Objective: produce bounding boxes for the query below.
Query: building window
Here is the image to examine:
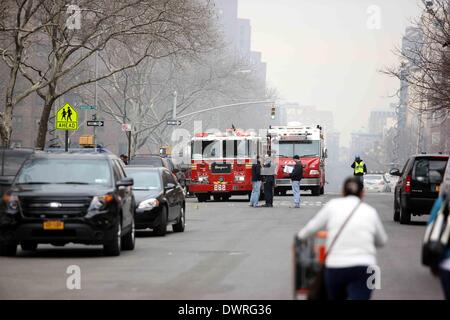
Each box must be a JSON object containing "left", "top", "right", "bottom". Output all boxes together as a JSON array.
[
  {"left": 431, "top": 132, "right": 440, "bottom": 146},
  {"left": 12, "top": 116, "right": 23, "bottom": 129}
]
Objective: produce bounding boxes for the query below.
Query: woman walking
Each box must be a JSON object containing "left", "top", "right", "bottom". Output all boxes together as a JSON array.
[{"left": 297, "top": 177, "right": 388, "bottom": 300}]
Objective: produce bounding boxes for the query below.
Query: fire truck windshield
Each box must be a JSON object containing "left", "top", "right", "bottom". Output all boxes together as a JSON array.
[
  {"left": 277, "top": 140, "right": 320, "bottom": 158},
  {"left": 192, "top": 139, "right": 256, "bottom": 159}
]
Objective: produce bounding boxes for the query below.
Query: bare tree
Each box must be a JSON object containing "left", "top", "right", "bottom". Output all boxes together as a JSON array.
[
  {"left": 0, "top": 0, "right": 218, "bottom": 148},
  {"left": 383, "top": 0, "right": 450, "bottom": 114}
]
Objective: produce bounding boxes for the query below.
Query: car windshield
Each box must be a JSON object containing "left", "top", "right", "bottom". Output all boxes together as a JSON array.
[
  {"left": 15, "top": 158, "right": 112, "bottom": 186},
  {"left": 129, "top": 157, "right": 163, "bottom": 166},
  {"left": 125, "top": 170, "right": 161, "bottom": 190}
]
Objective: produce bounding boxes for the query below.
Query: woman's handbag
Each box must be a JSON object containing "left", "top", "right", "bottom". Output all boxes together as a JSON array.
[{"left": 307, "top": 201, "right": 362, "bottom": 300}]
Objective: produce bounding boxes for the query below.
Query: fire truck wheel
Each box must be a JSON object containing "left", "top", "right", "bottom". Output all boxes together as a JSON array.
[
  {"left": 213, "top": 195, "right": 221, "bottom": 202},
  {"left": 311, "top": 187, "right": 321, "bottom": 196}
]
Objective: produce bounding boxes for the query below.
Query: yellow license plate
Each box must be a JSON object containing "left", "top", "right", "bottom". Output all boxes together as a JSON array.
[
  {"left": 43, "top": 220, "right": 64, "bottom": 230},
  {"left": 436, "top": 185, "right": 440, "bottom": 192}
]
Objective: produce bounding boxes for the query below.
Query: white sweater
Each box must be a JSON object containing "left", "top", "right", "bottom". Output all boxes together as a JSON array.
[{"left": 298, "top": 195, "right": 388, "bottom": 268}]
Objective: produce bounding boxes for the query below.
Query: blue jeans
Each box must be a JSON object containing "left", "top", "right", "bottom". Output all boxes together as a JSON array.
[
  {"left": 250, "top": 181, "right": 261, "bottom": 207},
  {"left": 324, "top": 266, "right": 373, "bottom": 300},
  {"left": 292, "top": 180, "right": 301, "bottom": 206}
]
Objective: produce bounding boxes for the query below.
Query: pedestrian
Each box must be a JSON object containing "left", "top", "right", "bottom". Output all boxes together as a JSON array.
[
  {"left": 351, "top": 155, "right": 367, "bottom": 185},
  {"left": 120, "top": 154, "right": 129, "bottom": 165},
  {"left": 290, "top": 155, "right": 303, "bottom": 208},
  {"left": 297, "top": 176, "right": 388, "bottom": 300},
  {"left": 426, "top": 180, "right": 450, "bottom": 300},
  {"left": 261, "top": 155, "right": 275, "bottom": 207},
  {"left": 249, "top": 156, "right": 262, "bottom": 207}
]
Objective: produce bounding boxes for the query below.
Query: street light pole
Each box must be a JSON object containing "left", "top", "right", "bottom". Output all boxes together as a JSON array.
[
  {"left": 172, "top": 91, "right": 177, "bottom": 120},
  {"left": 93, "top": 50, "right": 98, "bottom": 145}
]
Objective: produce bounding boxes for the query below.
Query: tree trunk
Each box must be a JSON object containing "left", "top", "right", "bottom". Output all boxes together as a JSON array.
[{"left": 35, "top": 86, "right": 56, "bottom": 149}]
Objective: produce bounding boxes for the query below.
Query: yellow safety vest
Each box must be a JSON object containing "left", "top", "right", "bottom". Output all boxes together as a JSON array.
[{"left": 354, "top": 161, "right": 365, "bottom": 175}]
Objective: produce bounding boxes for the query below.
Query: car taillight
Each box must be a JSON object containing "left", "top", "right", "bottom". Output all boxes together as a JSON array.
[{"left": 404, "top": 176, "right": 411, "bottom": 193}]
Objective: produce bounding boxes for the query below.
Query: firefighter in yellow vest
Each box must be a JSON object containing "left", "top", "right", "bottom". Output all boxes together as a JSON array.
[{"left": 351, "top": 155, "right": 367, "bottom": 185}]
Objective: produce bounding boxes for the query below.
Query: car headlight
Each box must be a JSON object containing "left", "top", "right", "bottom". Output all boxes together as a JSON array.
[
  {"left": 198, "top": 176, "right": 209, "bottom": 183},
  {"left": 2, "top": 194, "right": 19, "bottom": 212},
  {"left": 234, "top": 175, "right": 245, "bottom": 182},
  {"left": 138, "top": 198, "right": 160, "bottom": 209},
  {"left": 88, "top": 194, "right": 114, "bottom": 211},
  {"left": 309, "top": 170, "right": 320, "bottom": 176}
]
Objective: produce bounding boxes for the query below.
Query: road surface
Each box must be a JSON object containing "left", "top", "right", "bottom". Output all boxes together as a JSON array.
[{"left": 0, "top": 192, "right": 443, "bottom": 299}]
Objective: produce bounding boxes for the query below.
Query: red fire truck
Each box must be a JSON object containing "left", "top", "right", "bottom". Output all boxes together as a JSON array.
[
  {"left": 189, "top": 129, "right": 261, "bottom": 202},
  {"left": 267, "top": 125, "right": 327, "bottom": 196}
]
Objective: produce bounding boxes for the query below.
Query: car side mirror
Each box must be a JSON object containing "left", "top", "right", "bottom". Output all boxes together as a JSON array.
[
  {"left": 0, "top": 176, "right": 15, "bottom": 186},
  {"left": 117, "top": 177, "right": 133, "bottom": 188},
  {"left": 165, "top": 183, "right": 176, "bottom": 192},
  {"left": 389, "top": 169, "right": 401, "bottom": 177}
]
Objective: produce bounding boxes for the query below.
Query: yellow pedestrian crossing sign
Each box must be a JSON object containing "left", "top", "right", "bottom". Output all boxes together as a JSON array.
[{"left": 56, "top": 103, "right": 78, "bottom": 130}]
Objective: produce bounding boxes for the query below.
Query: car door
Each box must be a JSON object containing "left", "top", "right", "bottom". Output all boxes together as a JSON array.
[
  {"left": 113, "top": 160, "right": 133, "bottom": 229},
  {"left": 396, "top": 159, "right": 410, "bottom": 203},
  {"left": 163, "top": 170, "right": 179, "bottom": 221}
]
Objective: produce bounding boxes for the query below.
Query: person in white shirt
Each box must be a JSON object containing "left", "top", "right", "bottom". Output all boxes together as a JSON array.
[{"left": 298, "top": 176, "right": 388, "bottom": 300}]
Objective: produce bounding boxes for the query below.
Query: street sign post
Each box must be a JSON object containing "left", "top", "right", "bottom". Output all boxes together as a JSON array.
[
  {"left": 167, "top": 119, "right": 181, "bottom": 126},
  {"left": 79, "top": 105, "right": 97, "bottom": 110},
  {"left": 56, "top": 103, "right": 78, "bottom": 130},
  {"left": 87, "top": 120, "right": 104, "bottom": 127},
  {"left": 55, "top": 103, "right": 78, "bottom": 152}
]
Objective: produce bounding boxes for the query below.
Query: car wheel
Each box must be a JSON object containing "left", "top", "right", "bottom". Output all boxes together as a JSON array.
[
  {"left": 213, "top": 195, "right": 221, "bottom": 202},
  {"left": 320, "top": 187, "right": 325, "bottom": 195},
  {"left": 103, "top": 221, "right": 121, "bottom": 256},
  {"left": 399, "top": 202, "right": 411, "bottom": 225},
  {"left": 121, "top": 219, "right": 135, "bottom": 251},
  {"left": 154, "top": 206, "right": 167, "bottom": 236},
  {"left": 393, "top": 196, "right": 400, "bottom": 222},
  {"left": 21, "top": 241, "right": 38, "bottom": 251},
  {"left": 173, "top": 206, "right": 185, "bottom": 233},
  {"left": 0, "top": 242, "right": 17, "bottom": 257}
]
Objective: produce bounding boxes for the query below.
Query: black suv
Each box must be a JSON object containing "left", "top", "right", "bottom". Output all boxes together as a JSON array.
[
  {"left": 390, "top": 154, "right": 449, "bottom": 224},
  {"left": 0, "top": 149, "right": 136, "bottom": 256}
]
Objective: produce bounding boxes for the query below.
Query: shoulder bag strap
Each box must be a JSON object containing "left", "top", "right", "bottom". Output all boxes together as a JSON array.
[{"left": 324, "top": 201, "right": 362, "bottom": 261}]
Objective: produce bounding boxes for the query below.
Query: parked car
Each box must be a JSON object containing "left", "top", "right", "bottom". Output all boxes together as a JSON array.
[
  {"left": 390, "top": 154, "right": 449, "bottom": 224},
  {"left": 0, "top": 149, "right": 136, "bottom": 256},
  {"left": 364, "top": 174, "right": 391, "bottom": 193},
  {"left": 385, "top": 172, "right": 399, "bottom": 191},
  {"left": 128, "top": 154, "right": 175, "bottom": 172},
  {"left": 124, "top": 166, "right": 185, "bottom": 236},
  {"left": 0, "top": 148, "right": 34, "bottom": 198}
]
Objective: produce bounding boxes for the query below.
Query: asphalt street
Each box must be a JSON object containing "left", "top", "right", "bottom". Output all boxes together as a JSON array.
[{"left": 0, "top": 192, "right": 444, "bottom": 300}]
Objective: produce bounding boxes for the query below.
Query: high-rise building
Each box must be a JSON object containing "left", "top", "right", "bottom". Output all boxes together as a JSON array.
[{"left": 368, "top": 110, "right": 395, "bottom": 135}]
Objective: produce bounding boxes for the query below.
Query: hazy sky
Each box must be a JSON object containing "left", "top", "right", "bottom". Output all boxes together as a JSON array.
[{"left": 238, "top": 0, "right": 423, "bottom": 145}]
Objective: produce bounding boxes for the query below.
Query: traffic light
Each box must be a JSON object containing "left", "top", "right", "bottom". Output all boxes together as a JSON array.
[{"left": 271, "top": 105, "right": 276, "bottom": 119}]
